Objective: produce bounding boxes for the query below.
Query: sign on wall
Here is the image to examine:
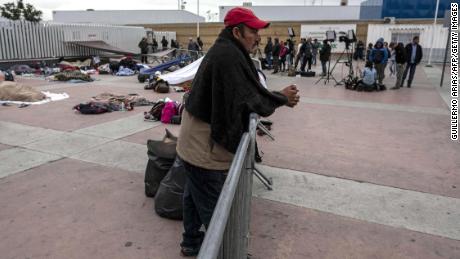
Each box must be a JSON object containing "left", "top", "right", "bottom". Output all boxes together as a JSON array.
[{"left": 300, "top": 24, "right": 357, "bottom": 53}]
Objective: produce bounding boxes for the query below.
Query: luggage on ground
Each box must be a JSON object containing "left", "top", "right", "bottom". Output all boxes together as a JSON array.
[
  {"left": 154, "top": 157, "right": 186, "bottom": 220},
  {"left": 144, "top": 130, "right": 177, "bottom": 197}
]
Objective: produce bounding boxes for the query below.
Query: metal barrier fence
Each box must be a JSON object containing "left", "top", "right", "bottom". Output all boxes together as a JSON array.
[
  {"left": 0, "top": 20, "right": 146, "bottom": 61},
  {"left": 197, "top": 113, "right": 258, "bottom": 259}
]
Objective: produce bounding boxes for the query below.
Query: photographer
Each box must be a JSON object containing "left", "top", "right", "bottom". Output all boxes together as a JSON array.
[
  {"left": 294, "top": 38, "right": 306, "bottom": 70},
  {"left": 319, "top": 40, "right": 331, "bottom": 76},
  {"left": 300, "top": 38, "right": 313, "bottom": 72}
]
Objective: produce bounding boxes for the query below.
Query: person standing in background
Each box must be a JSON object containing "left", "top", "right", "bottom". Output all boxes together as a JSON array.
[
  {"left": 264, "top": 37, "right": 273, "bottom": 69},
  {"left": 369, "top": 38, "right": 388, "bottom": 89},
  {"left": 272, "top": 38, "right": 281, "bottom": 74},
  {"left": 138, "top": 37, "right": 148, "bottom": 63},
  {"left": 402, "top": 36, "right": 423, "bottom": 88},
  {"left": 319, "top": 39, "right": 331, "bottom": 76},
  {"left": 391, "top": 42, "right": 407, "bottom": 89},
  {"left": 311, "top": 38, "right": 320, "bottom": 66}
]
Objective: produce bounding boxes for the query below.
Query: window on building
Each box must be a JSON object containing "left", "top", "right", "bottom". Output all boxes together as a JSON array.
[{"left": 391, "top": 32, "right": 420, "bottom": 45}]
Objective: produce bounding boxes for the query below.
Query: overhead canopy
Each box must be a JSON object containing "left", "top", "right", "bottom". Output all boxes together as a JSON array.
[
  {"left": 69, "top": 41, "right": 176, "bottom": 57},
  {"left": 68, "top": 41, "right": 135, "bottom": 55}
]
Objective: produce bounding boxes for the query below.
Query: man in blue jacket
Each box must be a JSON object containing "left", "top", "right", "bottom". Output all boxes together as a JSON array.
[{"left": 369, "top": 38, "right": 388, "bottom": 89}]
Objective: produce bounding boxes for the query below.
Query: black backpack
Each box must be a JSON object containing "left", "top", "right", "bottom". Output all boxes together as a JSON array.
[{"left": 373, "top": 49, "right": 384, "bottom": 64}]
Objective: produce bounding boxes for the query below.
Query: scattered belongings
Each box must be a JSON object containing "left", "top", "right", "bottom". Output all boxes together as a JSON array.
[
  {"left": 144, "top": 95, "right": 186, "bottom": 124},
  {"left": 0, "top": 81, "right": 46, "bottom": 102},
  {"left": 59, "top": 59, "right": 92, "bottom": 69},
  {"left": 98, "top": 63, "right": 111, "bottom": 74},
  {"left": 157, "top": 57, "right": 203, "bottom": 85},
  {"left": 137, "top": 55, "right": 192, "bottom": 83},
  {"left": 154, "top": 157, "right": 186, "bottom": 220},
  {"left": 10, "top": 64, "right": 35, "bottom": 75},
  {"left": 53, "top": 70, "right": 93, "bottom": 82},
  {"left": 176, "top": 80, "right": 192, "bottom": 91},
  {"left": 0, "top": 81, "right": 69, "bottom": 106},
  {"left": 144, "top": 129, "right": 178, "bottom": 198},
  {"left": 173, "top": 86, "right": 185, "bottom": 92},
  {"left": 3, "top": 71, "right": 15, "bottom": 82},
  {"left": 74, "top": 93, "right": 153, "bottom": 115},
  {"left": 144, "top": 129, "right": 186, "bottom": 220},
  {"left": 116, "top": 67, "right": 135, "bottom": 76},
  {"left": 145, "top": 76, "right": 170, "bottom": 93}
]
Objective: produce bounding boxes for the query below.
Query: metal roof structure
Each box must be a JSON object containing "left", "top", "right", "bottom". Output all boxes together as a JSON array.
[{"left": 52, "top": 10, "right": 205, "bottom": 25}]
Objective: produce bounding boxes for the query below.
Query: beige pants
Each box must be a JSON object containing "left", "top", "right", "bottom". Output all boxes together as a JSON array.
[
  {"left": 375, "top": 63, "right": 386, "bottom": 84},
  {"left": 395, "top": 63, "right": 406, "bottom": 88}
]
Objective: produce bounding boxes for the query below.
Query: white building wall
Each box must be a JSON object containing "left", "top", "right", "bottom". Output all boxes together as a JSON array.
[
  {"left": 53, "top": 10, "right": 205, "bottom": 25},
  {"left": 367, "top": 24, "right": 449, "bottom": 62},
  {"left": 0, "top": 21, "right": 147, "bottom": 60},
  {"left": 219, "top": 6, "right": 361, "bottom": 22}
]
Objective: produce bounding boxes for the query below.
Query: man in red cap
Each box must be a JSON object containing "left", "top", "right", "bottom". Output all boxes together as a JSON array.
[{"left": 176, "top": 7, "right": 299, "bottom": 256}]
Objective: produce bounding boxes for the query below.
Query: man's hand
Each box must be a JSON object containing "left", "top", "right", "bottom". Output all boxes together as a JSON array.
[{"left": 280, "top": 84, "right": 300, "bottom": 107}]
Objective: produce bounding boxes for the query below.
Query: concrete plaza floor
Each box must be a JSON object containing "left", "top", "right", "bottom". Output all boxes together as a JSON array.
[{"left": 0, "top": 62, "right": 459, "bottom": 259}]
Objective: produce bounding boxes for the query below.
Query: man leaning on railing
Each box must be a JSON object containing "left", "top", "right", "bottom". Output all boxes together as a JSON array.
[{"left": 176, "top": 7, "right": 300, "bottom": 257}]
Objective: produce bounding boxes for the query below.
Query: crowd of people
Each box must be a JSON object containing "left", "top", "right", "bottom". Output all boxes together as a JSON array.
[
  {"left": 257, "top": 34, "right": 423, "bottom": 91},
  {"left": 261, "top": 36, "right": 329, "bottom": 74},
  {"left": 139, "top": 31, "right": 423, "bottom": 91},
  {"left": 138, "top": 36, "right": 204, "bottom": 63},
  {"left": 360, "top": 35, "right": 423, "bottom": 90}
]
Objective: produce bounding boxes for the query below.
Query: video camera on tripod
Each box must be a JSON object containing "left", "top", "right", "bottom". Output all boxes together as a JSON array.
[
  {"left": 338, "top": 30, "right": 357, "bottom": 50},
  {"left": 316, "top": 29, "right": 358, "bottom": 86}
]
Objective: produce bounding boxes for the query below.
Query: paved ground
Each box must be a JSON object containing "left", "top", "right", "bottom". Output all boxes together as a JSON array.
[{"left": 0, "top": 62, "right": 459, "bottom": 259}]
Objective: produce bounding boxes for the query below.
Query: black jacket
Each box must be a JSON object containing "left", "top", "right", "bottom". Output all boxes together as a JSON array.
[
  {"left": 319, "top": 44, "right": 331, "bottom": 62},
  {"left": 395, "top": 45, "right": 407, "bottom": 64},
  {"left": 264, "top": 41, "right": 273, "bottom": 54},
  {"left": 138, "top": 40, "right": 148, "bottom": 53},
  {"left": 185, "top": 29, "right": 288, "bottom": 153},
  {"left": 405, "top": 43, "right": 423, "bottom": 64},
  {"left": 161, "top": 38, "right": 168, "bottom": 48},
  {"left": 300, "top": 42, "right": 313, "bottom": 58},
  {"left": 272, "top": 43, "right": 280, "bottom": 56}
]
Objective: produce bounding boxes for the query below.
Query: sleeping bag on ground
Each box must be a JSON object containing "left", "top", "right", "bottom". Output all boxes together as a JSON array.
[
  {"left": 144, "top": 132, "right": 177, "bottom": 197},
  {"left": 154, "top": 157, "right": 186, "bottom": 220}
]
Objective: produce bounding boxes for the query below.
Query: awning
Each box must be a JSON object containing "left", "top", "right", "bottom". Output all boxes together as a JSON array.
[{"left": 68, "top": 41, "right": 135, "bottom": 55}]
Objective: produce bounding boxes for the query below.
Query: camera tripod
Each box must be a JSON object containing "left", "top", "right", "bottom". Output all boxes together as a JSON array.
[
  {"left": 316, "top": 44, "right": 354, "bottom": 86},
  {"left": 315, "top": 56, "right": 338, "bottom": 85},
  {"left": 335, "top": 42, "right": 358, "bottom": 86}
]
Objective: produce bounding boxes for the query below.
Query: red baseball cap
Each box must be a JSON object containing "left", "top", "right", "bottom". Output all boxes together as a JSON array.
[{"left": 224, "top": 7, "right": 270, "bottom": 29}]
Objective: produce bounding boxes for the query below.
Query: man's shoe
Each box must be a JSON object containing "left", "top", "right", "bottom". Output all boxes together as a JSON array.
[{"left": 181, "top": 246, "right": 200, "bottom": 257}]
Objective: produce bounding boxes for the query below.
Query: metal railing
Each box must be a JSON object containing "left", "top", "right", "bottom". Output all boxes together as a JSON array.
[{"left": 197, "top": 113, "right": 259, "bottom": 259}]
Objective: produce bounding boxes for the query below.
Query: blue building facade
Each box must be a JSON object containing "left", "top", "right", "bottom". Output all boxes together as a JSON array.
[{"left": 360, "top": 0, "right": 452, "bottom": 19}]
